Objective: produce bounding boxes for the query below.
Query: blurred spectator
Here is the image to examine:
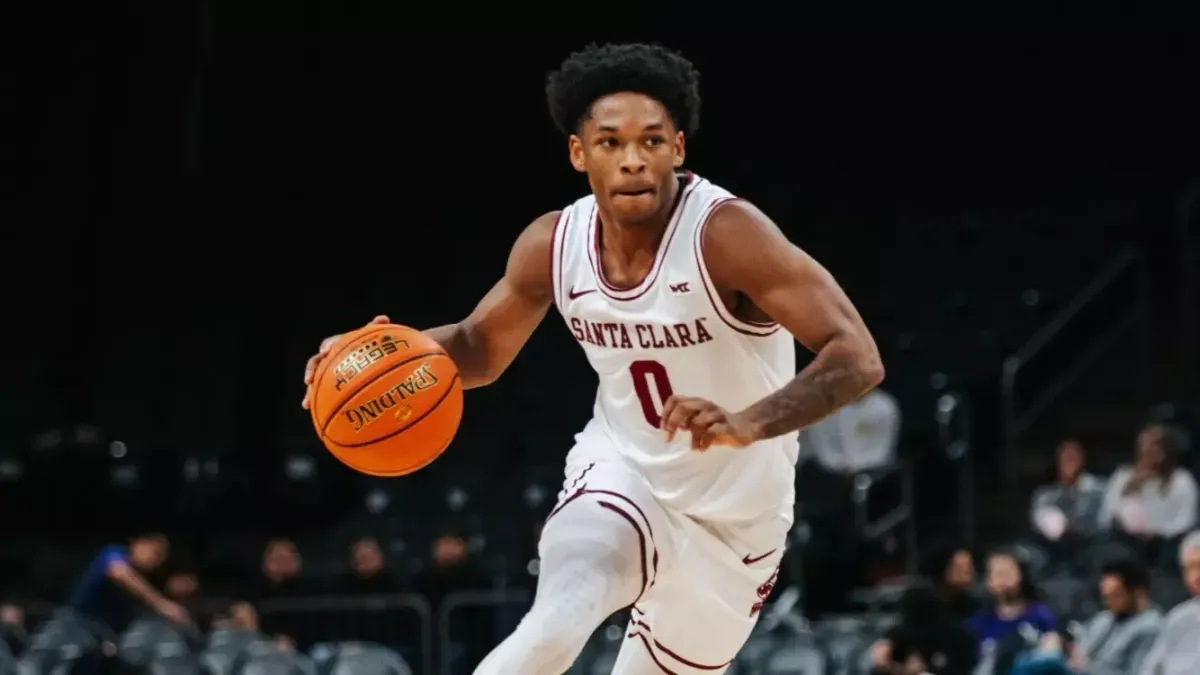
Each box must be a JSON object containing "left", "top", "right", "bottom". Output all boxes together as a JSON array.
[
  {"left": 804, "top": 388, "right": 901, "bottom": 475},
  {"left": 216, "top": 601, "right": 261, "bottom": 633},
  {"left": 254, "top": 538, "right": 318, "bottom": 600},
  {"left": 939, "top": 548, "right": 983, "bottom": 624},
  {"left": 1099, "top": 424, "right": 1198, "bottom": 569},
  {"left": 413, "top": 530, "right": 487, "bottom": 608},
  {"left": 1138, "top": 531, "right": 1200, "bottom": 675},
  {"left": 0, "top": 602, "right": 26, "bottom": 655},
  {"left": 334, "top": 537, "right": 400, "bottom": 595},
  {"left": 1030, "top": 440, "right": 1106, "bottom": 566},
  {"left": 1069, "top": 558, "right": 1161, "bottom": 675},
  {"left": 869, "top": 585, "right": 977, "bottom": 675},
  {"left": 414, "top": 529, "right": 490, "bottom": 668},
  {"left": 165, "top": 570, "right": 200, "bottom": 603},
  {"left": 967, "top": 551, "right": 1057, "bottom": 658},
  {"left": 213, "top": 600, "right": 296, "bottom": 652},
  {"left": 66, "top": 533, "right": 189, "bottom": 633}
]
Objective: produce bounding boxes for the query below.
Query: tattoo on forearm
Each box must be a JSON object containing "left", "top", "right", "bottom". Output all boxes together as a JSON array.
[{"left": 747, "top": 349, "right": 877, "bottom": 439}]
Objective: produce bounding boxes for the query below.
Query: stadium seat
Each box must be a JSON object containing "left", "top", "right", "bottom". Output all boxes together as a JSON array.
[
  {"left": 1077, "top": 538, "right": 1141, "bottom": 579},
  {"left": 1148, "top": 573, "right": 1189, "bottom": 612},
  {"left": 326, "top": 643, "right": 411, "bottom": 675},
  {"left": 0, "top": 638, "right": 15, "bottom": 675},
  {"left": 1040, "top": 576, "right": 1088, "bottom": 620},
  {"left": 819, "top": 626, "right": 873, "bottom": 675},
  {"left": 119, "top": 618, "right": 193, "bottom": 670},
  {"left": 762, "top": 638, "right": 829, "bottom": 675},
  {"left": 18, "top": 614, "right": 104, "bottom": 675},
  {"left": 733, "top": 632, "right": 777, "bottom": 671},
  {"left": 148, "top": 655, "right": 202, "bottom": 675},
  {"left": 200, "top": 630, "right": 266, "bottom": 675},
  {"left": 233, "top": 645, "right": 318, "bottom": 675}
]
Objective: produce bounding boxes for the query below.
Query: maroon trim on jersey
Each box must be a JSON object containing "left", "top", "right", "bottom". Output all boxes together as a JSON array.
[
  {"left": 693, "top": 198, "right": 783, "bottom": 337},
  {"left": 626, "top": 606, "right": 735, "bottom": 672},
  {"left": 587, "top": 173, "right": 698, "bottom": 302},
  {"left": 550, "top": 209, "right": 572, "bottom": 312}
]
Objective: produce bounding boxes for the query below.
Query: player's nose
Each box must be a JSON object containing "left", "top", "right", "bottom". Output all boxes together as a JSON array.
[{"left": 619, "top": 146, "right": 646, "bottom": 174}]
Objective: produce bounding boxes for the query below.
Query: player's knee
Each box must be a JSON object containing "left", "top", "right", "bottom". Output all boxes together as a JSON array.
[{"left": 540, "top": 495, "right": 656, "bottom": 590}]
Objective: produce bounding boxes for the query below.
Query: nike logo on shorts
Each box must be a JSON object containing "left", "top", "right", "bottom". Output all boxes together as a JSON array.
[
  {"left": 742, "top": 549, "right": 777, "bottom": 566},
  {"left": 567, "top": 286, "right": 595, "bottom": 300}
]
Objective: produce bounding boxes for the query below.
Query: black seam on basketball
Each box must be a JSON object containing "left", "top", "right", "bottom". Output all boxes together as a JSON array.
[
  {"left": 310, "top": 324, "right": 400, "bottom": 422},
  {"left": 336, "top": 430, "right": 454, "bottom": 477},
  {"left": 319, "top": 351, "right": 447, "bottom": 433},
  {"left": 323, "top": 373, "right": 461, "bottom": 448}
]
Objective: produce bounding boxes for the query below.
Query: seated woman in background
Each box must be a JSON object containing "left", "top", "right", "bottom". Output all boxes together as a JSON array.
[
  {"left": 1098, "top": 423, "right": 1198, "bottom": 570},
  {"left": 1030, "top": 439, "right": 1106, "bottom": 569},
  {"left": 938, "top": 547, "right": 982, "bottom": 625},
  {"left": 968, "top": 550, "right": 1057, "bottom": 674},
  {"left": 869, "top": 584, "right": 977, "bottom": 675}
]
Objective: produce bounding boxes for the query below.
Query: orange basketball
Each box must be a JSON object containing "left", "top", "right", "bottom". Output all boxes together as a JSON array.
[{"left": 310, "top": 324, "right": 463, "bottom": 476}]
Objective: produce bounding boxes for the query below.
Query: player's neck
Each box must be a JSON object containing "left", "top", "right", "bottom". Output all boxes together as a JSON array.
[{"left": 596, "top": 176, "right": 681, "bottom": 261}]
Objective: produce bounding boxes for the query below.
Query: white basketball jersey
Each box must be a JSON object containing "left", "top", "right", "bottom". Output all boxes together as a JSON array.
[{"left": 550, "top": 173, "right": 799, "bottom": 523}]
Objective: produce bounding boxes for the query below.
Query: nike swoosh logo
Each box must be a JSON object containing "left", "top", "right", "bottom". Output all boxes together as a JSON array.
[
  {"left": 567, "top": 287, "right": 596, "bottom": 300},
  {"left": 742, "top": 549, "right": 777, "bottom": 566}
]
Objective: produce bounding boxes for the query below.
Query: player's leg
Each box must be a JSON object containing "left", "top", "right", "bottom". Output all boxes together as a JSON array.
[
  {"left": 610, "top": 514, "right": 787, "bottom": 674},
  {"left": 473, "top": 460, "right": 673, "bottom": 675}
]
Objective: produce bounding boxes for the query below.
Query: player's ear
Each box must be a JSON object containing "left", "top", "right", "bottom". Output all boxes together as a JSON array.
[
  {"left": 672, "top": 131, "right": 686, "bottom": 168},
  {"left": 568, "top": 135, "right": 587, "bottom": 173}
]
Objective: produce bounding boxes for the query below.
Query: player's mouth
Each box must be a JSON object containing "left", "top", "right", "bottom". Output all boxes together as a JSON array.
[{"left": 614, "top": 187, "right": 655, "bottom": 199}]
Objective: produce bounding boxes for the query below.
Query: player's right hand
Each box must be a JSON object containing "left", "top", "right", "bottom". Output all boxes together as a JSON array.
[{"left": 302, "top": 314, "right": 390, "bottom": 409}]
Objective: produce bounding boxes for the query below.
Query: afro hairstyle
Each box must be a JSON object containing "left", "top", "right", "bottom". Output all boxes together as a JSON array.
[{"left": 546, "top": 43, "right": 701, "bottom": 138}]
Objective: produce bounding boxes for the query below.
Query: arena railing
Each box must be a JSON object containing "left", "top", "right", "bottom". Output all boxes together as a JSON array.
[
  {"left": 257, "top": 593, "right": 433, "bottom": 675},
  {"left": 20, "top": 591, "right": 898, "bottom": 674},
  {"left": 1000, "top": 247, "right": 1150, "bottom": 490},
  {"left": 435, "top": 589, "right": 531, "bottom": 675},
  {"left": 851, "top": 461, "right": 917, "bottom": 575},
  {"left": 937, "top": 391, "right": 974, "bottom": 549}
]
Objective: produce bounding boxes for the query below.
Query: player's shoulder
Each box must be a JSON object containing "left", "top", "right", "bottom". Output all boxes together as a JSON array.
[
  {"left": 513, "top": 210, "right": 563, "bottom": 250},
  {"left": 693, "top": 184, "right": 800, "bottom": 288},
  {"left": 697, "top": 189, "right": 779, "bottom": 249},
  {"left": 505, "top": 210, "right": 562, "bottom": 293},
  {"left": 686, "top": 171, "right": 735, "bottom": 201}
]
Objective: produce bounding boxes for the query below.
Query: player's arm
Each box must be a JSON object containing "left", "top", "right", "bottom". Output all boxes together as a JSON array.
[
  {"left": 662, "top": 200, "right": 884, "bottom": 449},
  {"left": 302, "top": 212, "right": 558, "bottom": 406},
  {"left": 421, "top": 211, "right": 558, "bottom": 389}
]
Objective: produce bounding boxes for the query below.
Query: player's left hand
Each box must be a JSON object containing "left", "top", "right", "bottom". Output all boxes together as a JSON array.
[{"left": 661, "top": 395, "right": 761, "bottom": 452}]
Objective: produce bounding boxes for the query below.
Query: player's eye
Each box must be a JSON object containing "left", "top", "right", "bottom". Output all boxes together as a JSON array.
[
  {"left": 645, "top": 136, "right": 665, "bottom": 146},
  {"left": 599, "top": 137, "right": 618, "bottom": 148}
]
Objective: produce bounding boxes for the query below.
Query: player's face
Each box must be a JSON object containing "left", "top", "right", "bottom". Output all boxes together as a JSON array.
[{"left": 569, "top": 92, "right": 686, "bottom": 225}]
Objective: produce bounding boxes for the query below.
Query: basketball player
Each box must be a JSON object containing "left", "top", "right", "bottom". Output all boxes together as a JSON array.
[{"left": 303, "top": 43, "right": 884, "bottom": 674}]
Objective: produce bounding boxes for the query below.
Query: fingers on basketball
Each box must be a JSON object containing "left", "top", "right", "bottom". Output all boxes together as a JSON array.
[{"left": 304, "top": 317, "right": 392, "bottom": 406}]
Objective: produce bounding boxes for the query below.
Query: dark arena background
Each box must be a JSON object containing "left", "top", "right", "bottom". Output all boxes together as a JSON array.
[{"left": 3, "top": 9, "right": 1199, "bottom": 675}]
